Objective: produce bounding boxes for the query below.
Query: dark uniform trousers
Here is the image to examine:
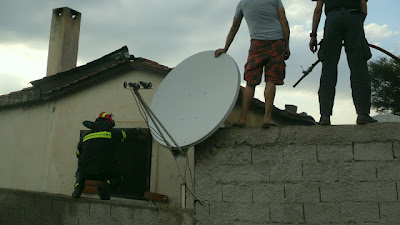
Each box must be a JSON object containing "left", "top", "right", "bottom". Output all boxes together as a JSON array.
[{"left": 318, "top": 8, "right": 372, "bottom": 116}]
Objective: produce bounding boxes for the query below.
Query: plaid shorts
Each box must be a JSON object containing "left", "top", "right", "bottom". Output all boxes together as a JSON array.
[{"left": 244, "top": 39, "right": 286, "bottom": 86}]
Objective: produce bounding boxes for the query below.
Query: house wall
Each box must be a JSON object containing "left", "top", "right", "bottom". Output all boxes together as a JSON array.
[
  {"left": 2, "top": 123, "right": 399, "bottom": 224},
  {"left": 0, "top": 188, "right": 195, "bottom": 225},
  {"left": 0, "top": 103, "right": 53, "bottom": 192},
  {"left": 195, "top": 123, "right": 400, "bottom": 224},
  {"left": 0, "top": 70, "right": 194, "bottom": 209}
]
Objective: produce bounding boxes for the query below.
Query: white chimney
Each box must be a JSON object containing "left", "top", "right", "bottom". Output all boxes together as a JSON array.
[{"left": 46, "top": 7, "right": 81, "bottom": 76}]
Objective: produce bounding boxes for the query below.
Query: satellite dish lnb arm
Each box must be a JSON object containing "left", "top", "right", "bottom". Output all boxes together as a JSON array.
[{"left": 133, "top": 89, "right": 186, "bottom": 156}]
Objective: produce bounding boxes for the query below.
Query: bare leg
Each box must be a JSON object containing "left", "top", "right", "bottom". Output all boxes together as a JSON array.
[
  {"left": 263, "top": 81, "right": 276, "bottom": 124},
  {"left": 237, "top": 85, "right": 256, "bottom": 124}
]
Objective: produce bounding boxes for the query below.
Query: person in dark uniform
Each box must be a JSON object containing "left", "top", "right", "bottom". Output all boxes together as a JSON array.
[
  {"left": 309, "top": 0, "right": 377, "bottom": 125},
  {"left": 72, "top": 112, "right": 140, "bottom": 200}
]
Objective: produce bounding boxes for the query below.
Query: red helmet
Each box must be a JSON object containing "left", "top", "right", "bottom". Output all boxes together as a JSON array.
[{"left": 98, "top": 112, "right": 113, "bottom": 123}]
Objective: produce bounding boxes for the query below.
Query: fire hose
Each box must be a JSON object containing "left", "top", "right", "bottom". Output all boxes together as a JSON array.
[{"left": 293, "top": 43, "right": 400, "bottom": 88}]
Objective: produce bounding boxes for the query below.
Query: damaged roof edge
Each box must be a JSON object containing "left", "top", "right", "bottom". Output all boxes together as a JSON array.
[
  {"left": 236, "top": 87, "right": 317, "bottom": 125},
  {"left": 30, "top": 46, "right": 131, "bottom": 86},
  {"left": 0, "top": 87, "right": 41, "bottom": 109},
  {"left": 0, "top": 45, "right": 316, "bottom": 125},
  {"left": 0, "top": 46, "right": 172, "bottom": 110}
]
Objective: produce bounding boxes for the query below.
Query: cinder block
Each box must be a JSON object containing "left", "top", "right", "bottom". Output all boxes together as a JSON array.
[
  {"left": 304, "top": 203, "right": 340, "bottom": 223},
  {"left": 252, "top": 145, "right": 284, "bottom": 164},
  {"left": 133, "top": 207, "right": 157, "bottom": 224},
  {"left": 70, "top": 202, "right": 90, "bottom": 217},
  {"left": 253, "top": 184, "right": 284, "bottom": 203},
  {"left": 59, "top": 214, "right": 79, "bottom": 225},
  {"left": 340, "top": 202, "right": 379, "bottom": 223},
  {"left": 213, "top": 144, "right": 252, "bottom": 165},
  {"left": 76, "top": 216, "right": 99, "bottom": 225},
  {"left": 194, "top": 219, "right": 213, "bottom": 225},
  {"left": 182, "top": 209, "right": 195, "bottom": 225},
  {"left": 398, "top": 182, "right": 400, "bottom": 201},
  {"left": 98, "top": 217, "right": 121, "bottom": 225},
  {"left": 24, "top": 208, "right": 43, "bottom": 224},
  {"left": 198, "top": 144, "right": 252, "bottom": 166},
  {"left": 7, "top": 208, "right": 25, "bottom": 225},
  {"left": 303, "top": 163, "right": 338, "bottom": 182},
  {"left": 283, "top": 145, "right": 317, "bottom": 163},
  {"left": 270, "top": 162, "right": 302, "bottom": 181},
  {"left": 285, "top": 183, "right": 320, "bottom": 203},
  {"left": 110, "top": 205, "right": 134, "bottom": 222},
  {"left": 377, "top": 161, "right": 400, "bottom": 180},
  {"left": 89, "top": 202, "right": 110, "bottom": 218},
  {"left": 52, "top": 200, "right": 71, "bottom": 215},
  {"left": 195, "top": 201, "right": 210, "bottom": 221},
  {"left": 222, "top": 184, "right": 252, "bottom": 203},
  {"left": 270, "top": 203, "right": 304, "bottom": 223},
  {"left": 42, "top": 212, "right": 61, "bottom": 225},
  {"left": 34, "top": 196, "right": 52, "bottom": 213},
  {"left": 195, "top": 179, "right": 222, "bottom": 201},
  {"left": 195, "top": 161, "right": 215, "bottom": 184},
  {"left": 213, "top": 164, "right": 269, "bottom": 183},
  {"left": 0, "top": 207, "right": 8, "bottom": 221},
  {"left": 338, "top": 162, "right": 377, "bottom": 181},
  {"left": 155, "top": 210, "right": 181, "bottom": 225},
  {"left": 317, "top": 144, "right": 353, "bottom": 162},
  {"left": 195, "top": 145, "right": 219, "bottom": 162},
  {"left": 354, "top": 142, "right": 393, "bottom": 160},
  {"left": 321, "top": 182, "right": 397, "bottom": 202},
  {"left": 380, "top": 202, "right": 400, "bottom": 222},
  {"left": 394, "top": 141, "right": 400, "bottom": 159},
  {"left": 2, "top": 192, "right": 35, "bottom": 210},
  {"left": 238, "top": 203, "right": 269, "bottom": 223},
  {"left": 209, "top": 202, "right": 239, "bottom": 223}
]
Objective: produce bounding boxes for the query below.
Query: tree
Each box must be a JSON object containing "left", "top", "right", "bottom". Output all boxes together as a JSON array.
[{"left": 369, "top": 57, "right": 400, "bottom": 115}]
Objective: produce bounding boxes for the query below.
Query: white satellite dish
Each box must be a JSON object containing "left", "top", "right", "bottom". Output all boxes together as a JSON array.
[{"left": 148, "top": 50, "right": 240, "bottom": 149}]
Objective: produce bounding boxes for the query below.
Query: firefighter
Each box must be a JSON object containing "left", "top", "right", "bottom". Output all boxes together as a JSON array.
[{"left": 72, "top": 112, "right": 139, "bottom": 200}]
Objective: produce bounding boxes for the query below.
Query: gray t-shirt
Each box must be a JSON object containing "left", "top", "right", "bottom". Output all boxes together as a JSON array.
[{"left": 235, "top": 0, "right": 284, "bottom": 40}]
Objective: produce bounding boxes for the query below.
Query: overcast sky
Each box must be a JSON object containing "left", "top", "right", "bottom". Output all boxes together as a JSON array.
[{"left": 0, "top": 0, "right": 399, "bottom": 124}]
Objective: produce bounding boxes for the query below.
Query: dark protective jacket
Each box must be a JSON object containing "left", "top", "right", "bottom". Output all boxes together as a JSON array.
[
  {"left": 312, "top": 0, "right": 368, "bottom": 14},
  {"left": 76, "top": 119, "right": 139, "bottom": 175}
]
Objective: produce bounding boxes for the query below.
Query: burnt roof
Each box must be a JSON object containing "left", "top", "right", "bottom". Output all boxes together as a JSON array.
[
  {"left": 0, "top": 46, "right": 315, "bottom": 125},
  {"left": 0, "top": 46, "right": 171, "bottom": 109},
  {"left": 237, "top": 86, "right": 316, "bottom": 126}
]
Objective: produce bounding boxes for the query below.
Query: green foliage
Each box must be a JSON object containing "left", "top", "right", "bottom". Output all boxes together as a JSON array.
[{"left": 369, "top": 57, "right": 400, "bottom": 115}]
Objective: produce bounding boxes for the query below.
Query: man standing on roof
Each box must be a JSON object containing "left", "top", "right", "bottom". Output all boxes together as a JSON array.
[
  {"left": 215, "top": 0, "right": 290, "bottom": 128},
  {"left": 309, "top": 0, "right": 377, "bottom": 125},
  {"left": 72, "top": 112, "right": 140, "bottom": 200}
]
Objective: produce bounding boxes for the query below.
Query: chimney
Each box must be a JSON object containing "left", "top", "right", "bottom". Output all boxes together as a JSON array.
[
  {"left": 285, "top": 104, "right": 298, "bottom": 114},
  {"left": 46, "top": 7, "right": 81, "bottom": 76}
]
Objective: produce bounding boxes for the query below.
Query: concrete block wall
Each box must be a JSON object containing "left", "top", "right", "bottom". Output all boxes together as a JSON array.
[
  {"left": 0, "top": 189, "right": 194, "bottom": 225},
  {"left": 195, "top": 123, "right": 400, "bottom": 225}
]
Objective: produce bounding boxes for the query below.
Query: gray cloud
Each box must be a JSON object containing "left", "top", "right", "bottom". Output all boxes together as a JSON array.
[{"left": 1, "top": 0, "right": 399, "bottom": 123}]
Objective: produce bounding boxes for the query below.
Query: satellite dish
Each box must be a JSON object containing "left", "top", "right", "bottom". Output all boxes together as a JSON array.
[{"left": 148, "top": 51, "right": 240, "bottom": 149}]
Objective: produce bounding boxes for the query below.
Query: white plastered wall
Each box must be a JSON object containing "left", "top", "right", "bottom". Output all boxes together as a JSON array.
[{"left": 0, "top": 69, "right": 194, "bottom": 208}]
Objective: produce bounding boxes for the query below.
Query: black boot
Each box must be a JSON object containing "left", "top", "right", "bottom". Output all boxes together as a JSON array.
[
  {"left": 97, "top": 181, "right": 111, "bottom": 200},
  {"left": 72, "top": 170, "right": 86, "bottom": 198},
  {"left": 356, "top": 114, "right": 378, "bottom": 125},
  {"left": 318, "top": 115, "right": 331, "bottom": 126},
  {"left": 72, "top": 183, "right": 85, "bottom": 198}
]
